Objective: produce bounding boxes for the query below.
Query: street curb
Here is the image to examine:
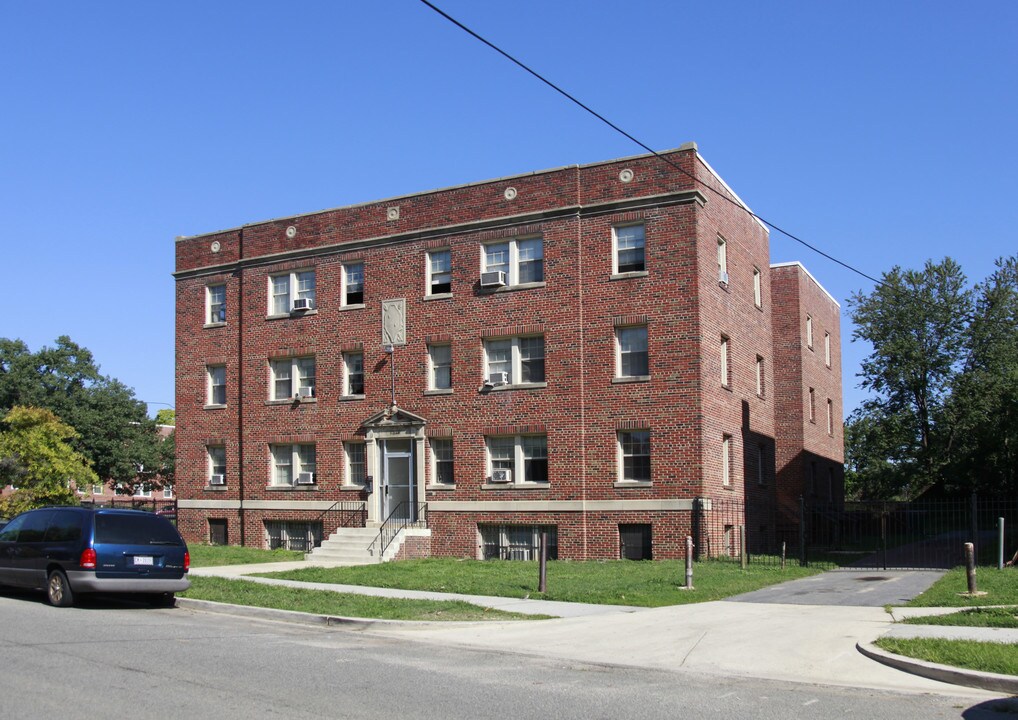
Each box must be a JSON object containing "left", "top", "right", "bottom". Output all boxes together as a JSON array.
[
  {"left": 174, "top": 597, "right": 442, "bottom": 630},
  {"left": 857, "top": 642, "right": 1018, "bottom": 694}
]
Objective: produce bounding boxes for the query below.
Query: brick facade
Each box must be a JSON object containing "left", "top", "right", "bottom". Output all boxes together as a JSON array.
[{"left": 173, "top": 143, "right": 844, "bottom": 559}]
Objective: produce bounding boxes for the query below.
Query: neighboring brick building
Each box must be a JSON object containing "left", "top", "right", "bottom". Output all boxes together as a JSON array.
[{"left": 173, "top": 143, "right": 843, "bottom": 560}]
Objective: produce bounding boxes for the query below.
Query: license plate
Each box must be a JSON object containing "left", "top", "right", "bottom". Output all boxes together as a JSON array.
[{"left": 134, "top": 556, "right": 154, "bottom": 566}]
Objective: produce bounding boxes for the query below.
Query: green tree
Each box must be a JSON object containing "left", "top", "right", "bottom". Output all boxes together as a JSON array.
[
  {"left": 944, "top": 255, "right": 1018, "bottom": 493},
  {"left": 0, "top": 336, "right": 166, "bottom": 488},
  {"left": 848, "top": 258, "right": 972, "bottom": 498},
  {"left": 154, "top": 408, "right": 175, "bottom": 426},
  {"left": 0, "top": 406, "right": 95, "bottom": 515}
]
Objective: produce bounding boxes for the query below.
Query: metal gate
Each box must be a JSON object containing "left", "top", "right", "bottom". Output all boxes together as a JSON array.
[{"left": 803, "top": 495, "right": 1018, "bottom": 570}]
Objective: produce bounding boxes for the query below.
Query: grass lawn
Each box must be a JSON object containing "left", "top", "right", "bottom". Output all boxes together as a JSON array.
[
  {"left": 188, "top": 544, "right": 304, "bottom": 568},
  {"left": 181, "top": 576, "right": 544, "bottom": 621},
  {"left": 902, "top": 607, "right": 1018, "bottom": 629},
  {"left": 905, "top": 568, "right": 1018, "bottom": 607},
  {"left": 256, "top": 558, "right": 821, "bottom": 607},
  {"left": 875, "top": 637, "right": 1018, "bottom": 677}
]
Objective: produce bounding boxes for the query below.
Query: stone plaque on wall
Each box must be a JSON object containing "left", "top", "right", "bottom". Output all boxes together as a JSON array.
[{"left": 381, "top": 299, "right": 407, "bottom": 346}]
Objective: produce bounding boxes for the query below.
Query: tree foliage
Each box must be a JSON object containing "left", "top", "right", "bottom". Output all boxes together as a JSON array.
[
  {"left": 0, "top": 406, "right": 94, "bottom": 515},
  {"left": 846, "top": 255, "right": 1018, "bottom": 499},
  {"left": 0, "top": 336, "right": 171, "bottom": 492}
]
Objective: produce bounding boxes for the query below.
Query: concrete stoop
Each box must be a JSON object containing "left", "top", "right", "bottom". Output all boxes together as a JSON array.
[{"left": 305, "top": 527, "right": 430, "bottom": 565}]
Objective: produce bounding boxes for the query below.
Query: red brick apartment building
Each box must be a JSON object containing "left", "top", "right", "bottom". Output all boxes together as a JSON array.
[{"left": 173, "top": 143, "right": 843, "bottom": 560}]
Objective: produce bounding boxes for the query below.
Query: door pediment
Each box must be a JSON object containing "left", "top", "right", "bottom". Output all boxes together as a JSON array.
[{"left": 360, "top": 406, "right": 427, "bottom": 432}]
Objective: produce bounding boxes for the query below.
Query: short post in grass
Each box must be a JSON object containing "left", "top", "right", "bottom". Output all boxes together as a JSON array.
[
  {"left": 740, "top": 525, "right": 747, "bottom": 570},
  {"left": 683, "top": 535, "right": 694, "bottom": 590},
  {"left": 965, "top": 542, "right": 977, "bottom": 594},
  {"left": 538, "top": 531, "right": 547, "bottom": 593},
  {"left": 781, "top": 541, "right": 786, "bottom": 571},
  {"left": 999, "top": 517, "right": 1006, "bottom": 571}
]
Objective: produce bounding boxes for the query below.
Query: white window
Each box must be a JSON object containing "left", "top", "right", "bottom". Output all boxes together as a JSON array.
[
  {"left": 91, "top": 484, "right": 104, "bottom": 495},
  {"left": 482, "top": 237, "right": 543, "bottom": 286},
  {"left": 824, "top": 331, "right": 831, "bottom": 368},
  {"left": 484, "top": 336, "right": 544, "bottom": 385},
  {"left": 613, "top": 224, "right": 645, "bottom": 274},
  {"left": 270, "top": 356, "right": 316, "bottom": 400},
  {"left": 827, "top": 398, "right": 834, "bottom": 435},
  {"left": 163, "top": 485, "right": 174, "bottom": 499},
  {"left": 430, "top": 438, "right": 454, "bottom": 485},
  {"left": 270, "top": 443, "right": 316, "bottom": 487},
  {"left": 755, "top": 355, "right": 765, "bottom": 397},
  {"left": 269, "top": 270, "right": 315, "bottom": 315},
  {"left": 207, "top": 284, "right": 226, "bottom": 324},
  {"left": 207, "top": 365, "right": 226, "bottom": 406},
  {"left": 135, "top": 483, "right": 153, "bottom": 498},
  {"left": 343, "top": 262, "right": 364, "bottom": 306},
  {"left": 208, "top": 445, "right": 226, "bottom": 485},
  {"left": 752, "top": 268, "right": 761, "bottom": 308},
  {"left": 618, "top": 430, "right": 651, "bottom": 483},
  {"left": 428, "top": 343, "right": 452, "bottom": 390},
  {"left": 808, "top": 387, "right": 816, "bottom": 422},
  {"left": 344, "top": 352, "right": 364, "bottom": 396},
  {"left": 806, "top": 314, "right": 814, "bottom": 349},
  {"left": 616, "top": 326, "right": 649, "bottom": 378},
  {"left": 722, "top": 434, "right": 732, "bottom": 487},
  {"left": 427, "top": 249, "right": 451, "bottom": 295},
  {"left": 344, "top": 442, "right": 366, "bottom": 485},
  {"left": 717, "top": 235, "right": 728, "bottom": 282},
  {"left": 720, "top": 336, "right": 730, "bottom": 388},
  {"left": 486, "top": 435, "right": 548, "bottom": 484}
]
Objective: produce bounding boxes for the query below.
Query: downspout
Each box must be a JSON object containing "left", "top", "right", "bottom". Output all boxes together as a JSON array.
[{"left": 237, "top": 227, "right": 246, "bottom": 545}]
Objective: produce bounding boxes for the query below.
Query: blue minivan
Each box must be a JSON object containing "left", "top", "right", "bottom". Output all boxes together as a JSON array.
[{"left": 0, "top": 506, "right": 190, "bottom": 607}]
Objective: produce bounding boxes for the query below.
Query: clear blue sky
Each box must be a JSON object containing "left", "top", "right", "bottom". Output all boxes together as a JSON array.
[{"left": 2, "top": 1, "right": 1015, "bottom": 418}]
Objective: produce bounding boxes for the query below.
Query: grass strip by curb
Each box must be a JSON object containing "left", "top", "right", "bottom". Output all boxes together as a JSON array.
[
  {"left": 875, "top": 637, "right": 1018, "bottom": 677},
  {"left": 182, "top": 575, "right": 548, "bottom": 622},
  {"left": 906, "top": 568, "right": 1018, "bottom": 607}
]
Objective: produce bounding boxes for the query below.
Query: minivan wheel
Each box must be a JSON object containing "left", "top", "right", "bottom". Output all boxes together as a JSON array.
[
  {"left": 148, "top": 592, "right": 175, "bottom": 608},
  {"left": 47, "top": 570, "right": 74, "bottom": 607}
]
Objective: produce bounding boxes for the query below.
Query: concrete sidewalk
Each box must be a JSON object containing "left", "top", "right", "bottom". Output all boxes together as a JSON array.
[{"left": 187, "top": 562, "right": 1006, "bottom": 699}]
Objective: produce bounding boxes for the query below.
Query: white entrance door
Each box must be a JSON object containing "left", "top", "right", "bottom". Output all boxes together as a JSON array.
[{"left": 382, "top": 438, "right": 415, "bottom": 522}]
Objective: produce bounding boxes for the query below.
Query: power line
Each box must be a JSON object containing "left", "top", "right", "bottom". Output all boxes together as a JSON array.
[{"left": 417, "top": 0, "right": 884, "bottom": 287}]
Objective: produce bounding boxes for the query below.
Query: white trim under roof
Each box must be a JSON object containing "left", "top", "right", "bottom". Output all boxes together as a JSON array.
[
  {"left": 695, "top": 153, "right": 769, "bottom": 234},
  {"left": 770, "top": 261, "right": 840, "bottom": 308}
]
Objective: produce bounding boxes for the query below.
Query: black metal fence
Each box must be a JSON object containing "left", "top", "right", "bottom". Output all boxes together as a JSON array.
[
  {"left": 80, "top": 497, "right": 177, "bottom": 517},
  {"left": 693, "top": 494, "right": 1018, "bottom": 570}
]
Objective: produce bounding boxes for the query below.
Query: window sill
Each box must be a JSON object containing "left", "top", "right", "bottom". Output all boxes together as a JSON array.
[
  {"left": 424, "top": 389, "right": 454, "bottom": 396},
  {"left": 481, "top": 382, "right": 548, "bottom": 393},
  {"left": 482, "top": 482, "right": 550, "bottom": 490},
  {"left": 204, "top": 484, "right": 228, "bottom": 492},
  {"left": 203, "top": 322, "right": 227, "bottom": 329},
  {"left": 612, "top": 375, "right": 651, "bottom": 384},
  {"left": 610, "top": 270, "right": 649, "bottom": 281},
  {"left": 340, "top": 394, "right": 366, "bottom": 402},
  {"left": 423, "top": 293, "right": 453, "bottom": 302},
  {"left": 339, "top": 303, "right": 366, "bottom": 312},
  {"left": 266, "top": 485, "right": 319, "bottom": 491},
  {"left": 426, "top": 483, "right": 456, "bottom": 491},
  {"left": 203, "top": 404, "right": 227, "bottom": 410},
  {"left": 721, "top": 384, "right": 732, "bottom": 393},
  {"left": 266, "top": 310, "right": 318, "bottom": 320},
  {"left": 483, "top": 281, "right": 546, "bottom": 294},
  {"left": 266, "top": 397, "right": 318, "bottom": 405},
  {"left": 613, "top": 481, "right": 652, "bottom": 488}
]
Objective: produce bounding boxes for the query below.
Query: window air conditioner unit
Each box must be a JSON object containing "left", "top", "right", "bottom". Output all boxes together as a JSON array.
[
  {"left": 292, "top": 298, "right": 313, "bottom": 311},
  {"left": 209, "top": 474, "right": 225, "bottom": 486},
  {"left": 480, "top": 270, "right": 506, "bottom": 287},
  {"left": 718, "top": 270, "right": 729, "bottom": 285},
  {"left": 487, "top": 371, "right": 509, "bottom": 387},
  {"left": 297, "top": 386, "right": 314, "bottom": 398},
  {"left": 490, "top": 469, "right": 512, "bottom": 483},
  {"left": 295, "top": 472, "right": 316, "bottom": 485}
]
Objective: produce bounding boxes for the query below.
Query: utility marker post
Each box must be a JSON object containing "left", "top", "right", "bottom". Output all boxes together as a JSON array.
[
  {"left": 684, "top": 535, "right": 694, "bottom": 590},
  {"left": 538, "top": 531, "right": 547, "bottom": 593},
  {"left": 965, "top": 542, "right": 977, "bottom": 594}
]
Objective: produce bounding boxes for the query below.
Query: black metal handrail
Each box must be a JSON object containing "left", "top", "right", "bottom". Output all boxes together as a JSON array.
[
  {"left": 368, "top": 502, "right": 428, "bottom": 560},
  {"left": 314, "top": 500, "right": 367, "bottom": 546}
]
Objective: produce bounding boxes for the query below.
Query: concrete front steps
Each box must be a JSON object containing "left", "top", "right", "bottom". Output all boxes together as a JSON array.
[{"left": 306, "top": 526, "right": 431, "bottom": 565}]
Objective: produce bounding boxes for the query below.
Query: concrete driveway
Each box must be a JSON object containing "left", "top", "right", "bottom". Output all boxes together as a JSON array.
[{"left": 724, "top": 570, "right": 946, "bottom": 607}]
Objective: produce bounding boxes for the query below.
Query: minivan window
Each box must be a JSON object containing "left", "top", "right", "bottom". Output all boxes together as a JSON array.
[
  {"left": 44, "top": 511, "right": 83, "bottom": 543},
  {"left": 0, "top": 515, "right": 26, "bottom": 542},
  {"left": 18, "top": 511, "right": 55, "bottom": 543},
  {"left": 95, "top": 514, "right": 182, "bottom": 545}
]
